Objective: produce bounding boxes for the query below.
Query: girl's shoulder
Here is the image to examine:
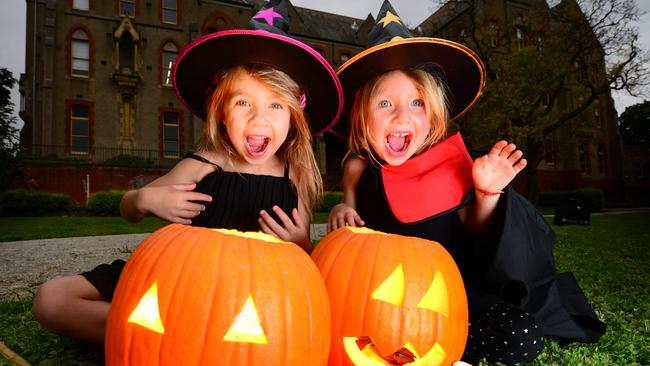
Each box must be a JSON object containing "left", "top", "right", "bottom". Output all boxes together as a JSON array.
[
  {"left": 186, "top": 151, "right": 225, "bottom": 168},
  {"left": 163, "top": 152, "right": 223, "bottom": 184}
]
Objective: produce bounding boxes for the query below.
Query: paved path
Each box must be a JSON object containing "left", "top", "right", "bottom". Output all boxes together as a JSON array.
[{"left": 0, "top": 224, "right": 328, "bottom": 301}]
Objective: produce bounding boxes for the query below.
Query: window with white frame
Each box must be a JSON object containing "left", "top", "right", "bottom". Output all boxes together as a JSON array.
[
  {"left": 162, "top": 0, "right": 177, "bottom": 24},
  {"left": 73, "top": 0, "right": 89, "bottom": 10},
  {"left": 71, "top": 29, "right": 89, "bottom": 77},
  {"left": 71, "top": 104, "right": 89, "bottom": 154},
  {"left": 163, "top": 111, "right": 179, "bottom": 158}
]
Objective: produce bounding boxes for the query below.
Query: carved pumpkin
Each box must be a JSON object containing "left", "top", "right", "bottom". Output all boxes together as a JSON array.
[
  {"left": 311, "top": 227, "right": 467, "bottom": 366},
  {"left": 105, "top": 224, "right": 330, "bottom": 365}
]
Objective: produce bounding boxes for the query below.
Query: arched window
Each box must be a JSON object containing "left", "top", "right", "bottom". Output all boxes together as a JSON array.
[
  {"left": 161, "top": 42, "right": 178, "bottom": 86},
  {"left": 71, "top": 29, "right": 90, "bottom": 77}
]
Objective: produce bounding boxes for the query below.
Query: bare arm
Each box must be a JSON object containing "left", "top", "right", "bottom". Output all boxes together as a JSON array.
[
  {"left": 459, "top": 140, "right": 527, "bottom": 233},
  {"left": 120, "top": 158, "right": 213, "bottom": 224},
  {"left": 327, "top": 156, "right": 368, "bottom": 232}
]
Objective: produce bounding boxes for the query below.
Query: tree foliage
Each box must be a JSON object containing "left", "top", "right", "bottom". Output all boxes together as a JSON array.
[
  {"left": 433, "top": 0, "right": 649, "bottom": 201},
  {"left": 0, "top": 67, "right": 21, "bottom": 191},
  {"left": 618, "top": 100, "right": 650, "bottom": 147}
]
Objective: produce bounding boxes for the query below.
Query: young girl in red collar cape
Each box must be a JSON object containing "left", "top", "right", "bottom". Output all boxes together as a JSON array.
[{"left": 328, "top": 1, "right": 605, "bottom": 364}]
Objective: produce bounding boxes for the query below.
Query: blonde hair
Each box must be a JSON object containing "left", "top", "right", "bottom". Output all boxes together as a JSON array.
[
  {"left": 345, "top": 68, "right": 449, "bottom": 165},
  {"left": 197, "top": 64, "right": 322, "bottom": 213}
]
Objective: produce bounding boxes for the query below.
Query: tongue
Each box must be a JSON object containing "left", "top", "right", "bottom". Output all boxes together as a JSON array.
[
  {"left": 387, "top": 134, "right": 406, "bottom": 152},
  {"left": 247, "top": 137, "right": 266, "bottom": 152}
]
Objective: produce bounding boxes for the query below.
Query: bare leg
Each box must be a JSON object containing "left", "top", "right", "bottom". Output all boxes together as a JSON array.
[{"left": 32, "top": 275, "right": 109, "bottom": 344}]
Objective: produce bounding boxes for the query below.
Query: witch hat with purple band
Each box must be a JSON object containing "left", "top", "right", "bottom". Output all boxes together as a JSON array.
[
  {"left": 333, "top": 0, "right": 486, "bottom": 137},
  {"left": 172, "top": 0, "right": 343, "bottom": 135}
]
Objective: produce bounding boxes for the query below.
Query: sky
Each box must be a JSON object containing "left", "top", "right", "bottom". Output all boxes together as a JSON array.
[{"left": 1, "top": 0, "right": 648, "bottom": 131}]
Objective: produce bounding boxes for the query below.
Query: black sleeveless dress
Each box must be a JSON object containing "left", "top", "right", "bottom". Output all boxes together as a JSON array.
[
  {"left": 81, "top": 153, "right": 299, "bottom": 301},
  {"left": 187, "top": 153, "right": 299, "bottom": 230}
]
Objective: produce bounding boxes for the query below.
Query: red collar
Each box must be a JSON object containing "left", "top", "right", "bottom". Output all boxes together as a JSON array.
[{"left": 381, "top": 133, "right": 474, "bottom": 223}]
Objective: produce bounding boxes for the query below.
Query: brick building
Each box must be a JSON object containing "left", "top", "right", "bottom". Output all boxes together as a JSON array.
[{"left": 18, "top": 0, "right": 625, "bottom": 203}]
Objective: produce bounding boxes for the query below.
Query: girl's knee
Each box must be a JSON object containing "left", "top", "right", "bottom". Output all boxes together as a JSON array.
[
  {"left": 33, "top": 277, "right": 66, "bottom": 323},
  {"left": 32, "top": 275, "right": 94, "bottom": 325}
]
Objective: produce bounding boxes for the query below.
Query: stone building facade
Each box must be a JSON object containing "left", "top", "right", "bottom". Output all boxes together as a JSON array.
[{"left": 19, "top": 0, "right": 624, "bottom": 203}]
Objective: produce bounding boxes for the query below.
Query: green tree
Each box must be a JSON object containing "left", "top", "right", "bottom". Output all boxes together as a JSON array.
[
  {"left": 0, "top": 68, "right": 21, "bottom": 191},
  {"left": 432, "top": 0, "right": 649, "bottom": 202},
  {"left": 618, "top": 100, "right": 650, "bottom": 147}
]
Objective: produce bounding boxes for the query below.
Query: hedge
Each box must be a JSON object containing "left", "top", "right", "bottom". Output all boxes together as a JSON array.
[
  {"left": 85, "top": 190, "right": 126, "bottom": 216},
  {"left": 316, "top": 191, "right": 343, "bottom": 213},
  {"left": 538, "top": 188, "right": 604, "bottom": 212},
  {"left": 0, "top": 189, "right": 72, "bottom": 216}
]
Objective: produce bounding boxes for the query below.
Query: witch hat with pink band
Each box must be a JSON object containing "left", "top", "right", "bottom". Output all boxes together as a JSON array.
[{"left": 172, "top": 0, "right": 343, "bottom": 135}]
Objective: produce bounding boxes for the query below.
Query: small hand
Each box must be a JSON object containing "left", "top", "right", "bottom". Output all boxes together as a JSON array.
[
  {"left": 472, "top": 140, "right": 527, "bottom": 194},
  {"left": 258, "top": 206, "right": 310, "bottom": 250},
  {"left": 327, "top": 203, "right": 365, "bottom": 233},
  {"left": 143, "top": 183, "right": 212, "bottom": 224}
]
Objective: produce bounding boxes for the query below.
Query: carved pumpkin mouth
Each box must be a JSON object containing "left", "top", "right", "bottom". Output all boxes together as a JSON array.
[{"left": 343, "top": 336, "right": 447, "bottom": 366}]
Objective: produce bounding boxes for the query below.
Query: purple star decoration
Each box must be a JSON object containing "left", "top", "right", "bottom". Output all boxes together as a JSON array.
[{"left": 253, "top": 7, "right": 283, "bottom": 26}]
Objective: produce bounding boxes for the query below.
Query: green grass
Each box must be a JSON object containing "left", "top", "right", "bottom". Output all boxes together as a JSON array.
[
  {"left": 0, "top": 215, "right": 330, "bottom": 243},
  {"left": 0, "top": 216, "right": 168, "bottom": 242},
  {"left": 1, "top": 213, "right": 648, "bottom": 365}
]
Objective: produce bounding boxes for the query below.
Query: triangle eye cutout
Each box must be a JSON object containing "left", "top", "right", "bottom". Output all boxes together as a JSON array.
[
  {"left": 371, "top": 264, "right": 405, "bottom": 306},
  {"left": 223, "top": 295, "right": 269, "bottom": 344},
  {"left": 417, "top": 270, "right": 449, "bottom": 316},
  {"left": 128, "top": 282, "right": 165, "bottom": 334}
]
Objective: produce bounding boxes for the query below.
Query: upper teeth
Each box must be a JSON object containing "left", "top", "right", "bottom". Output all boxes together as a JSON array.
[{"left": 389, "top": 132, "right": 409, "bottom": 137}]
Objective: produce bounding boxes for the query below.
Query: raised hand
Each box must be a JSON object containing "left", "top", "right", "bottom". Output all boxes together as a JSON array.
[
  {"left": 139, "top": 183, "right": 212, "bottom": 224},
  {"left": 327, "top": 203, "right": 365, "bottom": 233},
  {"left": 472, "top": 140, "right": 527, "bottom": 195}
]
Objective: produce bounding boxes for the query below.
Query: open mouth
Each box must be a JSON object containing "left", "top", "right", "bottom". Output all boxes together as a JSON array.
[
  {"left": 245, "top": 136, "right": 270, "bottom": 157},
  {"left": 385, "top": 132, "right": 411, "bottom": 157},
  {"left": 343, "top": 336, "right": 446, "bottom": 366}
]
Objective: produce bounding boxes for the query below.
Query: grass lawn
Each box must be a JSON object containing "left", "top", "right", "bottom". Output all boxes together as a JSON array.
[
  {"left": 1, "top": 212, "right": 648, "bottom": 365},
  {"left": 0, "top": 216, "right": 168, "bottom": 242}
]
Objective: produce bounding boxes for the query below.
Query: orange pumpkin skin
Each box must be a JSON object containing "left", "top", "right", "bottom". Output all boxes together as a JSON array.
[
  {"left": 311, "top": 227, "right": 468, "bottom": 366},
  {"left": 105, "top": 224, "right": 330, "bottom": 366}
]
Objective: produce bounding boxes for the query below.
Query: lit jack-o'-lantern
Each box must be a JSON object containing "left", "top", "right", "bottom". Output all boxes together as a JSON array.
[
  {"left": 311, "top": 227, "right": 468, "bottom": 366},
  {"left": 105, "top": 224, "right": 330, "bottom": 366}
]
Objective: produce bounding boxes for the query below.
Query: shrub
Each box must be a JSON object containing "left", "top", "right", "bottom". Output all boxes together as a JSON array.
[
  {"left": 316, "top": 191, "right": 343, "bottom": 213},
  {"left": 102, "top": 154, "right": 153, "bottom": 167},
  {"left": 539, "top": 188, "right": 604, "bottom": 212},
  {"left": 571, "top": 188, "right": 604, "bottom": 213},
  {"left": 0, "top": 189, "right": 71, "bottom": 216},
  {"left": 85, "top": 190, "right": 126, "bottom": 216}
]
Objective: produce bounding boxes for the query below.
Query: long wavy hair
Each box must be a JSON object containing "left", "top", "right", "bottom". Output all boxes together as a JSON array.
[
  {"left": 345, "top": 68, "right": 449, "bottom": 165},
  {"left": 197, "top": 64, "right": 322, "bottom": 213}
]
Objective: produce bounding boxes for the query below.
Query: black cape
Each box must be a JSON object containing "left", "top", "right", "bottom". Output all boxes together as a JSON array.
[{"left": 355, "top": 133, "right": 606, "bottom": 342}]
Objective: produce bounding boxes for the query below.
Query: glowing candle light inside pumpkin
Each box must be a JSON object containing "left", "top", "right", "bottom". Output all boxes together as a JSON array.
[{"left": 127, "top": 282, "right": 165, "bottom": 334}]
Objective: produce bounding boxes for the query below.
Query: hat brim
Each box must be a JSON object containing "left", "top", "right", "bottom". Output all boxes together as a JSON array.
[
  {"left": 173, "top": 30, "right": 343, "bottom": 135},
  {"left": 334, "top": 37, "right": 486, "bottom": 137}
]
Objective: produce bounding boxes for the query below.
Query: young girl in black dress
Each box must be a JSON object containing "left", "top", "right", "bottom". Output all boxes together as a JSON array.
[
  {"left": 328, "top": 1, "right": 605, "bottom": 364},
  {"left": 32, "top": 0, "right": 343, "bottom": 343}
]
